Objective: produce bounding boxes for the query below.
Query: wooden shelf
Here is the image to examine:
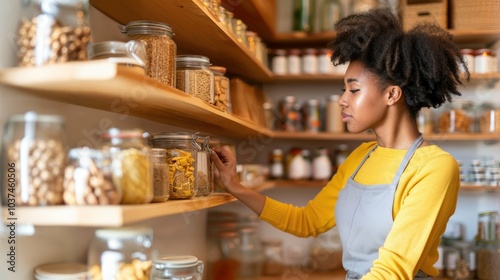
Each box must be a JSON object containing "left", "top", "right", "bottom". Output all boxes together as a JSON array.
[
  {"left": 224, "top": 0, "right": 276, "bottom": 41},
  {"left": 272, "top": 132, "right": 500, "bottom": 142},
  {"left": 450, "top": 29, "right": 500, "bottom": 46},
  {"left": 0, "top": 61, "right": 272, "bottom": 139},
  {"left": 89, "top": 0, "right": 273, "bottom": 83}
]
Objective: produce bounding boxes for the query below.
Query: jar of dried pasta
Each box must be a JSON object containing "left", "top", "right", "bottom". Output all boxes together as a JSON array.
[
  {"left": 210, "top": 66, "right": 229, "bottom": 111},
  {"left": 88, "top": 40, "right": 147, "bottom": 75},
  {"left": 17, "top": 0, "right": 91, "bottom": 67},
  {"left": 120, "top": 20, "right": 176, "bottom": 87},
  {"left": 478, "top": 102, "right": 500, "bottom": 133},
  {"left": 148, "top": 132, "right": 198, "bottom": 199},
  {"left": 100, "top": 128, "right": 153, "bottom": 204},
  {"left": 176, "top": 55, "right": 214, "bottom": 103},
  {"left": 438, "top": 100, "right": 475, "bottom": 133}
]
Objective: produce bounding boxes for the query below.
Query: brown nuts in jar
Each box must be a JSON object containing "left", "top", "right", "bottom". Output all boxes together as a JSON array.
[
  {"left": 480, "top": 108, "right": 500, "bottom": 133},
  {"left": 439, "top": 109, "right": 473, "bottom": 133},
  {"left": 88, "top": 260, "right": 152, "bottom": 280},
  {"left": 210, "top": 66, "right": 229, "bottom": 111}
]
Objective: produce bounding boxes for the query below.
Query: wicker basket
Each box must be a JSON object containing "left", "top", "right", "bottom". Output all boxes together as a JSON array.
[
  {"left": 450, "top": 0, "right": 500, "bottom": 29},
  {"left": 401, "top": 0, "right": 448, "bottom": 30}
]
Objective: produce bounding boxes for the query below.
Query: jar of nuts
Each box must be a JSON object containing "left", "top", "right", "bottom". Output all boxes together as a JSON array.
[
  {"left": 1, "top": 111, "right": 66, "bottom": 206},
  {"left": 478, "top": 102, "right": 500, "bottom": 133},
  {"left": 176, "top": 55, "right": 215, "bottom": 104},
  {"left": 210, "top": 66, "right": 230, "bottom": 111},
  {"left": 438, "top": 100, "right": 475, "bottom": 133},
  {"left": 100, "top": 128, "right": 153, "bottom": 204},
  {"left": 120, "top": 20, "right": 177, "bottom": 87},
  {"left": 88, "top": 40, "right": 147, "bottom": 75},
  {"left": 148, "top": 132, "right": 198, "bottom": 199},
  {"left": 87, "top": 227, "right": 153, "bottom": 280},
  {"left": 17, "top": 0, "right": 91, "bottom": 67}
]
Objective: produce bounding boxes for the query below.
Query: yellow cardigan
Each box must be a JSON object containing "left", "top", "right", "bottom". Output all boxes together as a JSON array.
[{"left": 259, "top": 141, "right": 460, "bottom": 279}]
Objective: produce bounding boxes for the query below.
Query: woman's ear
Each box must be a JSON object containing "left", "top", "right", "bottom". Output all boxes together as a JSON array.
[{"left": 386, "top": 86, "right": 403, "bottom": 106}]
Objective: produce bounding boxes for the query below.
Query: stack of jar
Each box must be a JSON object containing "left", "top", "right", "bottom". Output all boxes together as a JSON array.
[
  {"left": 459, "top": 159, "right": 500, "bottom": 187},
  {"left": 460, "top": 48, "right": 498, "bottom": 74},
  {"left": 271, "top": 48, "right": 348, "bottom": 75},
  {"left": 438, "top": 100, "right": 500, "bottom": 134}
]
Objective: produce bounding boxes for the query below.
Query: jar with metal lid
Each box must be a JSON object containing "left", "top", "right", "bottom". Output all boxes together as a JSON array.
[
  {"left": 120, "top": 20, "right": 177, "bottom": 87},
  {"left": 194, "top": 135, "right": 212, "bottom": 197},
  {"left": 476, "top": 240, "right": 500, "bottom": 280},
  {"left": 210, "top": 66, "right": 229, "bottom": 111},
  {"left": 176, "top": 55, "right": 215, "bottom": 103},
  {"left": 87, "top": 226, "right": 153, "bottom": 280},
  {"left": 17, "top": 0, "right": 91, "bottom": 67},
  {"left": 478, "top": 211, "right": 499, "bottom": 241},
  {"left": 148, "top": 132, "right": 197, "bottom": 199},
  {"left": 100, "top": 128, "right": 153, "bottom": 204},
  {"left": 34, "top": 262, "right": 89, "bottom": 280},
  {"left": 88, "top": 40, "right": 146, "bottom": 74},
  {"left": 438, "top": 100, "right": 475, "bottom": 133},
  {"left": 478, "top": 102, "right": 500, "bottom": 133},
  {"left": 151, "top": 255, "right": 204, "bottom": 280},
  {"left": 151, "top": 148, "right": 170, "bottom": 202},
  {"left": 1, "top": 111, "right": 66, "bottom": 206},
  {"left": 63, "top": 147, "right": 121, "bottom": 205}
]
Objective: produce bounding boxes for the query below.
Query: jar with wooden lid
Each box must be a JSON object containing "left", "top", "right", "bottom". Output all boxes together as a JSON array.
[
  {"left": 210, "top": 66, "right": 229, "bottom": 111},
  {"left": 438, "top": 100, "right": 475, "bottom": 133},
  {"left": 176, "top": 55, "right": 215, "bottom": 103},
  {"left": 88, "top": 40, "right": 146, "bottom": 75},
  {"left": 17, "top": 0, "right": 91, "bottom": 67},
  {"left": 120, "top": 20, "right": 177, "bottom": 87}
]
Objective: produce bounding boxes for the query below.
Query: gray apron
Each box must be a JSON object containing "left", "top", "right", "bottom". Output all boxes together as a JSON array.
[{"left": 335, "top": 135, "right": 431, "bottom": 279}]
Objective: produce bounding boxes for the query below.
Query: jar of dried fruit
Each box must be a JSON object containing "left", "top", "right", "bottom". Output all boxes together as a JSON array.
[
  {"left": 478, "top": 102, "right": 500, "bottom": 133},
  {"left": 210, "top": 66, "right": 230, "bottom": 111},
  {"left": 176, "top": 55, "right": 215, "bottom": 103},
  {"left": 120, "top": 20, "right": 177, "bottom": 87}
]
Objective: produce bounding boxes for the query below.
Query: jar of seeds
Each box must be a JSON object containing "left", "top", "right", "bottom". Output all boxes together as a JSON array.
[
  {"left": 210, "top": 66, "right": 229, "bottom": 111},
  {"left": 100, "top": 128, "right": 153, "bottom": 204},
  {"left": 194, "top": 135, "right": 212, "bottom": 197},
  {"left": 88, "top": 40, "right": 147, "bottom": 75},
  {"left": 120, "top": 20, "right": 177, "bottom": 87},
  {"left": 151, "top": 148, "right": 169, "bottom": 202},
  {"left": 176, "top": 55, "right": 215, "bottom": 103},
  {"left": 1, "top": 112, "right": 66, "bottom": 206},
  {"left": 17, "top": 0, "right": 91, "bottom": 67}
]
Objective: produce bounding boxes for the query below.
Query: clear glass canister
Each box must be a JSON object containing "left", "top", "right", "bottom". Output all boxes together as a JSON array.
[
  {"left": 151, "top": 148, "right": 170, "bottom": 202},
  {"left": 194, "top": 136, "right": 212, "bottom": 197},
  {"left": 87, "top": 227, "right": 153, "bottom": 280},
  {"left": 17, "top": 0, "right": 91, "bottom": 67},
  {"left": 261, "top": 239, "right": 284, "bottom": 276},
  {"left": 210, "top": 66, "right": 229, "bottom": 111},
  {"left": 438, "top": 100, "right": 474, "bottom": 133},
  {"left": 34, "top": 262, "right": 89, "bottom": 280},
  {"left": 88, "top": 40, "right": 146, "bottom": 74},
  {"left": 120, "top": 20, "right": 177, "bottom": 87},
  {"left": 151, "top": 255, "right": 204, "bottom": 280},
  {"left": 100, "top": 128, "right": 153, "bottom": 204},
  {"left": 476, "top": 240, "right": 500, "bottom": 280},
  {"left": 63, "top": 147, "right": 121, "bottom": 205},
  {"left": 176, "top": 55, "right": 215, "bottom": 103},
  {"left": 478, "top": 102, "right": 500, "bottom": 133},
  {"left": 238, "top": 227, "right": 263, "bottom": 280},
  {"left": 148, "top": 132, "right": 197, "bottom": 199},
  {"left": 1, "top": 111, "right": 66, "bottom": 206}
]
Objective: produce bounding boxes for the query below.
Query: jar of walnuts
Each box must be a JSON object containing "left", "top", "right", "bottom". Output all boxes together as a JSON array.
[
  {"left": 438, "top": 100, "right": 475, "bottom": 133},
  {"left": 478, "top": 102, "right": 500, "bottom": 133}
]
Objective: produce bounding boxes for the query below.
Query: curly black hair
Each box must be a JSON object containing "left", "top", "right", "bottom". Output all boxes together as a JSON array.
[{"left": 329, "top": 8, "right": 469, "bottom": 118}]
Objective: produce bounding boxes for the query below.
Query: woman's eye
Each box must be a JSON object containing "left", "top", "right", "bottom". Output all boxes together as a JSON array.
[
  {"left": 341, "top": 88, "right": 346, "bottom": 93},
  {"left": 350, "top": 89, "right": 360, "bottom": 93}
]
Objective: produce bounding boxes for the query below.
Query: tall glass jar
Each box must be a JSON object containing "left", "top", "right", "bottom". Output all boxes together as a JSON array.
[
  {"left": 87, "top": 227, "right": 153, "bottom": 280},
  {"left": 293, "top": 0, "right": 315, "bottom": 33},
  {"left": 1, "top": 112, "right": 66, "bottom": 206},
  {"left": 88, "top": 40, "right": 147, "bottom": 75},
  {"left": 100, "top": 128, "right": 153, "bottom": 204},
  {"left": 17, "top": 0, "right": 91, "bottom": 67},
  {"left": 261, "top": 239, "right": 284, "bottom": 276},
  {"left": 120, "top": 20, "right": 177, "bottom": 87},
  {"left": 210, "top": 66, "right": 230, "bottom": 111},
  {"left": 194, "top": 135, "right": 212, "bottom": 197},
  {"left": 151, "top": 255, "right": 204, "bottom": 280},
  {"left": 151, "top": 148, "right": 170, "bottom": 202},
  {"left": 148, "top": 132, "right": 197, "bottom": 199},
  {"left": 176, "top": 55, "right": 215, "bottom": 103},
  {"left": 476, "top": 240, "right": 500, "bottom": 280},
  {"left": 238, "top": 227, "right": 263, "bottom": 280}
]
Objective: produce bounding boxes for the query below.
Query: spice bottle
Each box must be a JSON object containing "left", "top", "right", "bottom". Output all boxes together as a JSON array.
[
  {"left": 302, "top": 48, "right": 318, "bottom": 74},
  {"left": 303, "top": 99, "right": 321, "bottom": 132},
  {"left": 287, "top": 49, "right": 302, "bottom": 75},
  {"left": 120, "top": 20, "right": 177, "bottom": 87},
  {"left": 318, "top": 48, "right": 335, "bottom": 74},
  {"left": 269, "top": 149, "right": 285, "bottom": 180},
  {"left": 278, "top": 96, "right": 298, "bottom": 131},
  {"left": 326, "top": 95, "right": 344, "bottom": 133},
  {"left": 312, "top": 148, "right": 332, "bottom": 181},
  {"left": 210, "top": 66, "right": 230, "bottom": 111},
  {"left": 151, "top": 148, "right": 169, "bottom": 202},
  {"left": 151, "top": 255, "right": 204, "bottom": 280},
  {"left": 272, "top": 49, "right": 287, "bottom": 75},
  {"left": 176, "top": 55, "right": 215, "bottom": 103}
]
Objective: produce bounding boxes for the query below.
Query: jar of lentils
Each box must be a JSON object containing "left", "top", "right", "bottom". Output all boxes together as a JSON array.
[
  {"left": 17, "top": 0, "right": 91, "bottom": 67},
  {"left": 176, "top": 55, "right": 215, "bottom": 103},
  {"left": 120, "top": 20, "right": 177, "bottom": 87}
]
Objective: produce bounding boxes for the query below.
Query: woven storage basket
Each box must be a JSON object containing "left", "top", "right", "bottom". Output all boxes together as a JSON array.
[
  {"left": 450, "top": 0, "right": 500, "bottom": 29},
  {"left": 401, "top": 0, "right": 448, "bottom": 30}
]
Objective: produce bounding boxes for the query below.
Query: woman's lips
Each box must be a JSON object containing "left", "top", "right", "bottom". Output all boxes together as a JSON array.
[{"left": 341, "top": 112, "right": 351, "bottom": 122}]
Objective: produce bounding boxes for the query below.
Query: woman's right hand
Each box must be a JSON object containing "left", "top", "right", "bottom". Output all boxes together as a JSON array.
[{"left": 210, "top": 146, "right": 241, "bottom": 194}]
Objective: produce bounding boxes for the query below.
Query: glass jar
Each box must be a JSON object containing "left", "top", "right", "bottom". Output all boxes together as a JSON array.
[
  {"left": 302, "top": 48, "right": 318, "bottom": 74},
  {"left": 293, "top": 0, "right": 315, "bottom": 33},
  {"left": 176, "top": 55, "right": 215, "bottom": 103},
  {"left": 318, "top": 48, "right": 334, "bottom": 74},
  {"left": 210, "top": 66, "right": 230, "bottom": 111},
  {"left": 478, "top": 211, "right": 499, "bottom": 241},
  {"left": 246, "top": 31, "right": 258, "bottom": 57},
  {"left": 1, "top": 111, "right": 66, "bottom": 206},
  {"left": 453, "top": 240, "right": 475, "bottom": 280},
  {"left": 100, "top": 128, "right": 153, "bottom": 204},
  {"left": 238, "top": 227, "right": 263, "bottom": 280},
  {"left": 417, "top": 107, "right": 434, "bottom": 134},
  {"left": 17, "top": 0, "right": 91, "bottom": 67},
  {"left": 194, "top": 135, "right": 212, "bottom": 197},
  {"left": 87, "top": 227, "right": 153, "bottom": 280},
  {"left": 287, "top": 49, "right": 302, "bottom": 75},
  {"left": 151, "top": 255, "right": 204, "bottom": 280},
  {"left": 120, "top": 20, "right": 177, "bottom": 87},
  {"left": 151, "top": 148, "right": 170, "bottom": 202},
  {"left": 460, "top": 49, "right": 475, "bottom": 74},
  {"left": 476, "top": 240, "right": 500, "bottom": 280},
  {"left": 278, "top": 95, "right": 298, "bottom": 131},
  {"left": 88, "top": 40, "right": 146, "bottom": 75},
  {"left": 302, "top": 99, "right": 321, "bottom": 132},
  {"left": 234, "top": 19, "right": 248, "bottom": 48},
  {"left": 319, "top": 0, "right": 342, "bottom": 32},
  {"left": 34, "top": 262, "right": 89, "bottom": 280},
  {"left": 438, "top": 100, "right": 474, "bottom": 133},
  {"left": 272, "top": 49, "right": 287, "bottom": 75},
  {"left": 478, "top": 102, "right": 500, "bottom": 133},
  {"left": 148, "top": 132, "right": 197, "bottom": 199},
  {"left": 63, "top": 147, "right": 121, "bottom": 205},
  {"left": 474, "top": 49, "right": 495, "bottom": 74},
  {"left": 261, "top": 239, "right": 284, "bottom": 276}
]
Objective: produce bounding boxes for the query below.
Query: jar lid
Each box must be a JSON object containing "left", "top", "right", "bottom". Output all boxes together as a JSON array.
[
  {"left": 34, "top": 263, "right": 88, "bottom": 279},
  {"left": 209, "top": 66, "right": 227, "bottom": 75},
  {"left": 153, "top": 255, "right": 199, "bottom": 268},
  {"left": 176, "top": 55, "right": 210, "bottom": 64},
  {"left": 120, "top": 20, "right": 174, "bottom": 37},
  {"left": 274, "top": 49, "right": 286, "bottom": 56},
  {"left": 288, "top": 49, "right": 301, "bottom": 55},
  {"left": 103, "top": 128, "right": 144, "bottom": 139},
  {"left": 8, "top": 111, "right": 64, "bottom": 124},
  {"left": 151, "top": 132, "right": 196, "bottom": 140},
  {"left": 303, "top": 48, "right": 317, "bottom": 55},
  {"left": 95, "top": 226, "right": 153, "bottom": 239}
]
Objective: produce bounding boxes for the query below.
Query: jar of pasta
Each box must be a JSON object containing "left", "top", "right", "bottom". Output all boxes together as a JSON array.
[
  {"left": 478, "top": 102, "right": 500, "bottom": 133},
  {"left": 148, "top": 132, "right": 197, "bottom": 199},
  {"left": 100, "top": 128, "right": 153, "bottom": 204},
  {"left": 87, "top": 227, "right": 153, "bottom": 280},
  {"left": 210, "top": 66, "right": 229, "bottom": 111},
  {"left": 88, "top": 40, "right": 146, "bottom": 75},
  {"left": 120, "top": 20, "right": 177, "bottom": 87},
  {"left": 438, "top": 100, "right": 475, "bottom": 133},
  {"left": 176, "top": 55, "right": 215, "bottom": 103}
]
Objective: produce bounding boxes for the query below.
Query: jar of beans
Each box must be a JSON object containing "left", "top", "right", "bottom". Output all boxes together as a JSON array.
[
  {"left": 88, "top": 227, "right": 153, "bottom": 280},
  {"left": 438, "top": 100, "right": 475, "bottom": 133},
  {"left": 100, "top": 128, "right": 153, "bottom": 204},
  {"left": 88, "top": 40, "right": 147, "bottom": 75},
  {"left": 2, "top": 111, "right": 66, "bottom": 206},
  {"left": 176, "top": 55, "right": 215, "bottom": 103},
  {"left": 148, "top": 132, "right": 198, "bottom": 199},
  {"left": 120, "top": 20, "right": 177, "bottom": 87},
  {"left": 17, "top": 0, "right": 91, "bottom": 67}
]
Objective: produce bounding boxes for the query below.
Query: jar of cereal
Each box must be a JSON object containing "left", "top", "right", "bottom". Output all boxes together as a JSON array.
[{"left": 176, "top": 55, "right": 215, "bottom": 103}]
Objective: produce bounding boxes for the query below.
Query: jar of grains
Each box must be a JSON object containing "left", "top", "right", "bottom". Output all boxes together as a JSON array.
[
  {"left": 87, "top": 227, "right": 153, "bottom": 280},
  {"left": 148, "top": 132, "right": 198, "bottom": 199},
  {"left": 194, "top": 135, "right": 212, "bottom": 197},
  {"left": 478, "top": 102, "right": 500, "bottom": 133},
  {"left": 63, "top": 147, "right": 121, "bottom": 205},
  {"left": 17, "top": 0, "right": 91, "bottom": 67},
  {"left": 88, "top": 40, "right": 147, "bottom": 75},
  {"left": 120, "top": 20, "right": 177, "bottom": 87},
  {"left": 151, "top": 255, "right": 204, "bottom": 280},
  {"left": 176, "top": 55, "right": 215, "bottom": 103},
  {"left": 151, "top": 148, "right": 170, "bottom": 202},
  {"left": 100, "top": 128, "right": 153, "bottom": 204},
  {"left": 438, "top": 100, "right": 475, "bottom": 133},
  {"left": 476, "top": 240, "right": 500, "bottom": 280},
  {"left": 1, "top": 111, "right": 66, "bottom": 206},
  {"left": 210, "top": 66, "right": 230, "bottom": 111}
]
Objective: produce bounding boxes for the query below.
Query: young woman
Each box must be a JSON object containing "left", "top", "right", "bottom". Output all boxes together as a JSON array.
[{"left": 210, "top": 7, "right": 469, "bottom": 280}]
